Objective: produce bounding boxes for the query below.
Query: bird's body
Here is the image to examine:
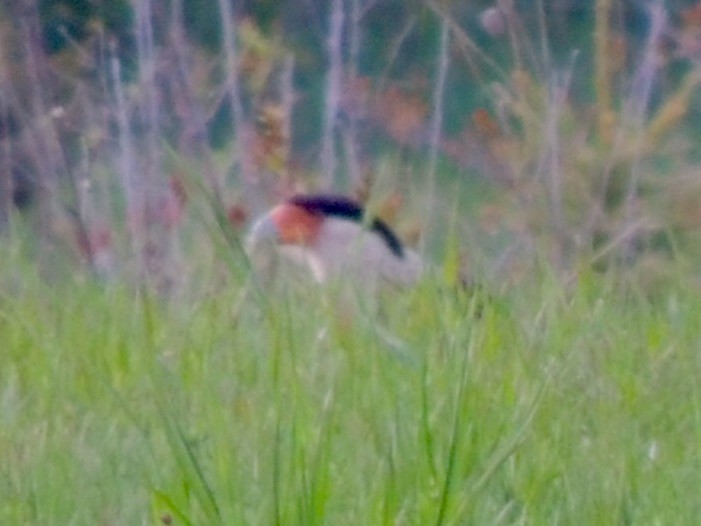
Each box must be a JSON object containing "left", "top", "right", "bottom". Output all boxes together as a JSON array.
[{"left": 246, "top": 194, "right": 423, "bottom": 292}]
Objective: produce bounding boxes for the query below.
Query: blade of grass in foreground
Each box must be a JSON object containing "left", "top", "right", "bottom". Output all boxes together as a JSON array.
[
  {"left": 140, "top": 289, "right": 223, "bottom": 525},
  {"left": 434, "top": 310, "right": 476, "bottom": 526},
  {"left": 155, "top": 398, "right": 223, "bottom": 525},
  {"left": 272, "top": 416, "right": 283, "bottom": 526},
  {"left": 421, "top": 356, "right": 438, "bottom": 482},
  {"left": 151, "top": 488, "right": 194, "bottom": 526},
  {"left": 468, "top": 374, "right": 548, "bottom": 501}
]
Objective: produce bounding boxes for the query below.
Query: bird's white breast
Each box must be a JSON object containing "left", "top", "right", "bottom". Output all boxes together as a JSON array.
[{"left": 309, "top": 218, "right": 423, "bottom": 287}]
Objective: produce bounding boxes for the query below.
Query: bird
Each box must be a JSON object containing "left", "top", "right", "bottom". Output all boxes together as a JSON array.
[{"left": 245, "top": 194, "right": 424, "bottom": 292}]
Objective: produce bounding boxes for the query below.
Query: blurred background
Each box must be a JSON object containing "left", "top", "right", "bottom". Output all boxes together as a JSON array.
[{"left": 2, "top": 0, "right": 701, "bottom": 291}]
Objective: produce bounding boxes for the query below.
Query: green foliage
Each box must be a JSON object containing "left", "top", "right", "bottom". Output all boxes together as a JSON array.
[
  {"left": 1, "top": 248, "right": 700, "bottom": 524},
  {"left": 39, "top": 0, "right": 95, "bottom": 54},
  {"left": 38, "top": 0, "right": 133, "bottom": 53},
  {"left": 183, "top": 0, "right": 223, "bottom": 53}
]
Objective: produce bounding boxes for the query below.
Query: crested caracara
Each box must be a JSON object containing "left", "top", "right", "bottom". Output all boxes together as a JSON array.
[{"left": 246, "top": 194, "right": 424, "bottom": 289}]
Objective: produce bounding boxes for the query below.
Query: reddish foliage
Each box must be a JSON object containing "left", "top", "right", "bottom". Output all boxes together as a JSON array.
[
  {"left": 76, "top": 225, "right": 112, "bottom": 261},
  {"left": 375, "top": 87, "right": 428, "bottom": 145},
  {"left": 227, "top": 204, "right": 249, "bottom": 229},
  {"left": 440, "top": 108, "right": 517, "bottom": 186},
  {"left": 678, "top": 3, "right": 701, "bottom": 58},
  {"left": 157, "top": 194, "right": 185, "bottom": 230},
  {"left": 169, "top": 175, "right": 188, "bottom": 208},
  {"left": 376, "top": 191, "right": 403, "bottom": 225},
  {"left": 340, "top": 75, "right": 373, "bottom": 120},
  {"left": 471, "top": 108, "right": 501, "bottom": 139},
  {"left": 153, "top": 175, "right": 189, "bottom": 230},
  {"left": 682, "top": 2, "right": 701, "bottom": 27},
  {"left": 145, "top": 191, "right": 186, "bottom": 231},
  {"left": 127, "top": 180, "right": 188, "bottom": 233}
]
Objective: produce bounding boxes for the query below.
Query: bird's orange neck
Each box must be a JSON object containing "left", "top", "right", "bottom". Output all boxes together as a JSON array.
[{"left": 271, "top": 203, "right": 323, "bottom": 246}]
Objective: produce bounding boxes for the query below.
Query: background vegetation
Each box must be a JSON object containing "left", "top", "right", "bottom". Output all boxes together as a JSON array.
[
  {"left": 2, "top": 0, "right": 701, "bottom": 524},
  {"left": 2, "top": 0, "right": 701, "bottom": 283}
]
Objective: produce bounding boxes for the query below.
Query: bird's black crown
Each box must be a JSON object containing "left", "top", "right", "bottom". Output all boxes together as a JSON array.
[{"left": 288, "top": 194, "right": 406, "bottom": 258}]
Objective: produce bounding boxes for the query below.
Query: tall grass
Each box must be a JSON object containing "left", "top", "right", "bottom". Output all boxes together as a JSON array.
[{"left": 1, "top": 243, "right": 700, "bottom": 523}]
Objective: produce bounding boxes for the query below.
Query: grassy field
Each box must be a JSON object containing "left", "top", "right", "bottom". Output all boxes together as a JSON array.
[
  {"left": 2, "top": 1, "right": 700, "bottom": 523},
  {"left": 1, "top": 240, "right": 700, "bottom": 526}
]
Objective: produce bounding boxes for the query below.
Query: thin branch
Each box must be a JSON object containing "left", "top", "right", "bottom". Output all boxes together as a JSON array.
[
  {"left": 594, "top": 0, "right": 613, "bottom": 140},
  {"left": 538, "top": 58, "right": 576, "bottom": 267},
  {"left": 377, "top": 16, "right": 416, "bottom": 93},
  {"left": 423, "top": 0, "right": 509, "bottom": 85},
  {"left": 170, "top": 0, "right": 224, "bottom": 196},
  {"left": 344, "top": 0, "right": 363, "bottom": 186},
  {"left": 136, "top": 0, "right": 160, "bottom": 155},
  {"left": 109, "top": 42, "right": 141, "bottom": 262},
  {"left": 321, "top": 0, "right": 344, "bottom": 189},
  {"left": 621, "top": 2, "right": 666, "bottom": 254},
  {"left": 426, "top": 19, "right": 450, "bottom": 230},
  {"left": 217, "top": 0, "right": 255, "bottom": 196},
  {"left": 279, "top": 53, "right": 295, "bottom": 181}
]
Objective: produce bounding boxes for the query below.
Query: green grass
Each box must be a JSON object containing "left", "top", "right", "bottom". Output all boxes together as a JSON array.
[{"left": 1, "top": 249, "right": 700, "bottom": 525}]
